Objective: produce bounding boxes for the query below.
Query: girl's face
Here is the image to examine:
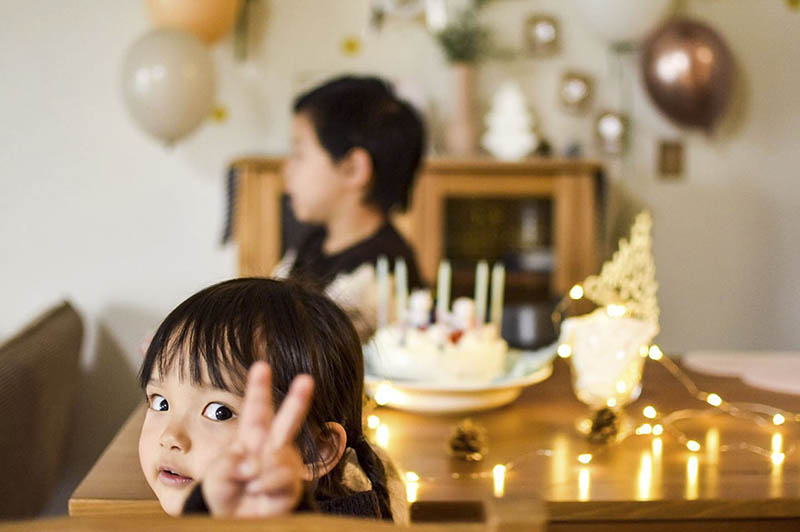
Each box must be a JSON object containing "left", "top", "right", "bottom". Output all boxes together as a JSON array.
[
  {"left": 138, "top": 364, "right": 244, "bottom": 515},
  {"left": 283, "top": 113, "right": 346, "bottom": 224}
]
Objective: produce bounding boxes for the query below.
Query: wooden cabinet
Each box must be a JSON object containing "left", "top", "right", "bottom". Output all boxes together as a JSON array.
[{"left": 231, "top": 157, "right": 601, "bottom": 297}]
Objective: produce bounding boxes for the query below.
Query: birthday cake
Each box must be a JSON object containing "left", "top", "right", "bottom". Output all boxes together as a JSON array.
[{"left": 365, "top": 261, "right": 509, "bottom": 383}]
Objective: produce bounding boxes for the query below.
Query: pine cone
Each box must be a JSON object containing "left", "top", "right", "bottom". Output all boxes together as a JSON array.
[{"left": 448, "top": 418, "right": 488, "bottom": 461}]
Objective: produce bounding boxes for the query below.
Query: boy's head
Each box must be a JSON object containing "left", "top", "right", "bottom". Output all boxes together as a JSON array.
[
  {"left": 285, "top": 75, "right": 426, "bottom": 224},
  {"left": 137, "top": 278, "right": 368, "bottom": 515}
]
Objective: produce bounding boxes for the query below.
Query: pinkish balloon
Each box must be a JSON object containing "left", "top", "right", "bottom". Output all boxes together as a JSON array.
[{"left": 641, "top": 18, "right": 735, "bottom": 131}]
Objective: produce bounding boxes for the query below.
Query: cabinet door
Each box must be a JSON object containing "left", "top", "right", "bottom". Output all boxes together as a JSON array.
[
  {"left": 414, "top": 170, "right": 596, "bottom": 296},
  {"left": 553, "top": 172, "right": 597, "bottom": 294},
  {"left": 415, "top": 172, "right": 554, "bottom": 285}
]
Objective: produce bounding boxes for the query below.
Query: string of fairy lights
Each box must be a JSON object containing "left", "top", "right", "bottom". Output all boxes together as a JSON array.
[
  {"left": 554, "top": 284, "right": 798, "bottom": 467},
  {"left": 364, "top": 283, "right": 798, "bottom": 502}
]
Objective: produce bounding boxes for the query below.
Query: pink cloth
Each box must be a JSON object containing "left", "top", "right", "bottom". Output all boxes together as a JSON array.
[{"left": 683, "top": 351, "right": 800, "bottom": 396}]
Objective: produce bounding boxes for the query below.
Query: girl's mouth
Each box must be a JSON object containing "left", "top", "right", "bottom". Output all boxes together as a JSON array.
[{"left": 158, "top": 467, "right": 194, "bottom": 487}]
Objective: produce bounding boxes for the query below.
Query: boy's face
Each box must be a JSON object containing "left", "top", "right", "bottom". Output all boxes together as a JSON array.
[
  {"left": 138, "top": 366, "right": 244, "bottom": 516},
  {"left": 284, "top": 113, "right": 347, "bottom": 224}
]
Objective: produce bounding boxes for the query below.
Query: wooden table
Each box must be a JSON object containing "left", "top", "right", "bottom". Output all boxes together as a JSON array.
[{"left": 69, "top": 358, "right": 800, "bottom": 531}]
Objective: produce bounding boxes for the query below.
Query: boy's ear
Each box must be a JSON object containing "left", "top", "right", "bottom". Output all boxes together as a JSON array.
[
  {"left": 301, "top": 422, "right": 347, "bottom": 481},
  {"left": 339, "top": 147, "right": 373, "bottom": 191}
]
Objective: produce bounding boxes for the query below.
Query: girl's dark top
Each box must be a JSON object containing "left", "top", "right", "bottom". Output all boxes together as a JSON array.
[
  {"left": 183, "top": 483, "right": 385, "bottom": 519},
  {"left": 288, "top": 223, "right": 423, "bottom": 290}
]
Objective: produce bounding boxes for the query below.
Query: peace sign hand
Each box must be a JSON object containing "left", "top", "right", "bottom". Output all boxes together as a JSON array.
[{"left": 199, "top": 361, "right": 314, "bottom": 518}]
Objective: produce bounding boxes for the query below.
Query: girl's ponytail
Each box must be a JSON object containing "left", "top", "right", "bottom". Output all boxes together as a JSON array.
[{"left": 352, "top": 435, "right": 393, "bottom": 520}]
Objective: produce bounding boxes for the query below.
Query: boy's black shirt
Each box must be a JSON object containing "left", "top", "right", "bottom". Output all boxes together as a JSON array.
[{"left": 288, "top": 223, "right": 423, "bottom": 291}]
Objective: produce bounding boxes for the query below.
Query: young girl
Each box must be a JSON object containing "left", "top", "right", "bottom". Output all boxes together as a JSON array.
[{"left": 137, "top": 278, "right": 399, "bottom": 520}]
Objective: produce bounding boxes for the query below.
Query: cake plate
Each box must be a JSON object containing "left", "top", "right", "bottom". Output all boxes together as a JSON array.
[{"left": 364, "top": 344, "right": 556, "bottom": 414}]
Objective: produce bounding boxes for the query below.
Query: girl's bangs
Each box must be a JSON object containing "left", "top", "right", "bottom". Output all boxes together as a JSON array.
[{"left": 140, "top": 317, "right": 255, "bottom": 395}]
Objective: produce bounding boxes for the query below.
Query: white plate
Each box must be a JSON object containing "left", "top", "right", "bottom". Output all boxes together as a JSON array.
[{"left": 364, "top": 344, "right": 556, "bottom": 413}]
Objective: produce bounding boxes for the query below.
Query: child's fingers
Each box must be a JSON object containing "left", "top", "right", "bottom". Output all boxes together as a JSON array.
[
  {"left": 217, "top": 446, "right": 254, "bottom": 483},
  {"left": 267, "top": 374, "right": 314, "bottom": 450},
  {"left": 244, "top": 447, "right": 304, "bottom": 495},
  {"left": 238, "top": 361, "right": 274, "bottom": 453},
  {"left": 243, "top": 467, "right": 299, "bottom": 496}
]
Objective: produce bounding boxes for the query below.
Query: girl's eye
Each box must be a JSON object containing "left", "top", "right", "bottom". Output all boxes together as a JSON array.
[
  {"left": 149, "top": 394, "right": 168, "bottom": 412},
  {"left": 202, "top": 402, "right": 236, "bottom": 421}
]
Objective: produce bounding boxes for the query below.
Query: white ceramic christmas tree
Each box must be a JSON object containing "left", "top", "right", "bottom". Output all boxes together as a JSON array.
[{"left": 481, "top": 80, "right": 539, "bottom": 160}]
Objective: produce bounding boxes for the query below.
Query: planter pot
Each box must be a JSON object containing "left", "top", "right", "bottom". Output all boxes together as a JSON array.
[{"left": 445, "top": 63, "right": 479, "bottom": 156}]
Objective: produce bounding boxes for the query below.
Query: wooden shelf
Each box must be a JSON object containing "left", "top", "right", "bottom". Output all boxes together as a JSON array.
[{"left": 231, "top": 156, "right": 601, "bottom": 296}]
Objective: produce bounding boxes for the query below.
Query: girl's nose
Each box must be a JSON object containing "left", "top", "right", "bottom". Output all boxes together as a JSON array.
[{"left": 159, "top": 420, "right": 191, "bottom": 452}]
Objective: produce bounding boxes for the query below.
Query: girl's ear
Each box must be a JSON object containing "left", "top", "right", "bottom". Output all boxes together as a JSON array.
[
  {"left": 339, "top": 147, "right": 373, "bottom": 191},
  {"left": 302, "top": 422, "right": 347, "bottom": 481}
]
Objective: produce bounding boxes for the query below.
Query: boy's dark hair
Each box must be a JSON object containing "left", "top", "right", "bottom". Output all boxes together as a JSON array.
[
  {"left": 139, "top": 278, "right": 391, "bottom": 519},
  {"left": 294, "top": 75, "right": 426, "bottom": 214}
]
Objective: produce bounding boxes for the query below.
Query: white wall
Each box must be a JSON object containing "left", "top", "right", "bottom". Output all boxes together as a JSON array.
[{"left": 1, "top": 0, "right": 798, "bottom": 514}]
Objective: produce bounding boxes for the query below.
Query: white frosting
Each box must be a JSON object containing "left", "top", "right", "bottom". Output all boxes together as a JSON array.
[{"left": 366, "top": 321, "right": 508, "bottom": 383}]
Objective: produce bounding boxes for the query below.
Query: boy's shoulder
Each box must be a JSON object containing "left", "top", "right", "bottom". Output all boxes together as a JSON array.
[
  {"left": 349, "top": 223, "right": 423, "bottom": 287},
  {"left": 291, "top": 223, "right": 424, "bottom": 289}
]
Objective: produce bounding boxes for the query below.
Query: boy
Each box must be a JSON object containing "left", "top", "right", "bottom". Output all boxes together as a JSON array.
[{"left": 275, "top": 76, "right": 426, "bottom": 339}]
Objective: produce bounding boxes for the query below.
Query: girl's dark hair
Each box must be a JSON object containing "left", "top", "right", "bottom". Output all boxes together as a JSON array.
[
  {"left": 138, "top": 278, "right": 391, "bottom": 519},
  {"left": 293, "top": 75, "right": 426, "bottom": 214}
]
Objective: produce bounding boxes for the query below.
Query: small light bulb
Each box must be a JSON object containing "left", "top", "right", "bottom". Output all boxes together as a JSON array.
[
  {"left": 492, "top": 464, "right": 506, "bottom": 498},
  {"left": 771, "top": 452, "right": 785, "bottom": 466},
  {"left": 375, "top": 383, "right": 393, "bottom": 406},
  {"left": 405, "top": 471, "right": 420, "bottom": 482},
  {"left": 643, "top": 406, "right": 657, "bottom": 419},
  {"left": 648, "top": 345, "right": 663, "bottom": 360},
  {"left": 706, "top": 393, "right": 723, "bottom": 407},
  {"left": 367, "top": 415, "right": 380, "bottom": 429},
  {"left": 578, "top": 453, "right": 592, "bottom": 464},
  {"left": 652, "top": 424, "right": 664, "bottom": 436},
  {"left": 406, "top": 480, "right": 418, "bottom": 503},
  {"left": 616, "top": 381, "right": 627, "bottom": 394},
  {"left": 636, "top": 424, "right": 653, "bottom": 435},
  {"left": 569, "top": 285, "right": 584, "bottom": 300},
  {"left": 376, "top": 424, "right": 390, "bottom": 448},
  {"left": 606, "top": 398, "right": 617, "bottom": 408},
  {"left": 773, "top": 413, "right": 786, "bottom": 426},
  {"left": 557, "top": 344, "right": 573, "bottom": 358},
  {"left": 686, "top": 440, "right": 701, "bottom": 452}
]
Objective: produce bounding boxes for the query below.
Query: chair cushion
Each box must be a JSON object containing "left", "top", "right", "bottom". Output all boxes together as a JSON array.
[{"left": 0, "top": 302, "right": 82, "bottom": 518}]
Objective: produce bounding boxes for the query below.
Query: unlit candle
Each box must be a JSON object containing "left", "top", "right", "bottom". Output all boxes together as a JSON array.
[
  {"left": 474, "top": 260, "right": 489, "bottom": 326},
  {"left": 436, "top": 260, "right": 451, "bottom": 321},
  {"left": 490, "top": 262, "right": 505, "bottom": 326}
]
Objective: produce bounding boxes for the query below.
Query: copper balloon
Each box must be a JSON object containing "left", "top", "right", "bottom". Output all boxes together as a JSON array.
[{"left": 641, "top": 18, "right": 735, "bottom": 131}]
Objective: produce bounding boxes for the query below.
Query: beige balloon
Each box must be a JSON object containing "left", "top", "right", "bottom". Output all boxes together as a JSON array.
[
  {"left": 121, "top": 29, "right": 215, "bottom": 144},
  {"left": 146, "top": 0, "right": 240, "bottom": 44}
]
